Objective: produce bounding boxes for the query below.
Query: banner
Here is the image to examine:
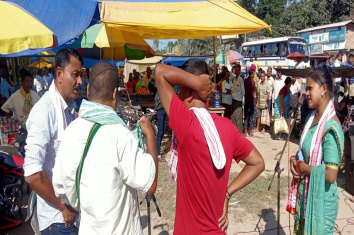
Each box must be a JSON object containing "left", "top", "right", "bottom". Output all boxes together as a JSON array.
[
  {"left": 329, "top": 29, "right": 346, "bottom": 42},
  {"left": 323, "top": 42, "right": 345, "bottom": 51},
  {"left": 310, "top": 44, "right": 323, "bottom": 55},
  {"left": 309, "top": 33, "right": 329, "bottom": 44}
]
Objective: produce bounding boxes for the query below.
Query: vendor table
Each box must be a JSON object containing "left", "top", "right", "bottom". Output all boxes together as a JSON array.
[{"left": 208, "top": 107, "right": 225, "bottom": 117}]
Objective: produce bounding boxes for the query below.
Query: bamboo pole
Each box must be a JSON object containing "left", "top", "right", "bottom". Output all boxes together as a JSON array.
[{"left": 213, "top": 36, "right": 216, "bottom": 83}]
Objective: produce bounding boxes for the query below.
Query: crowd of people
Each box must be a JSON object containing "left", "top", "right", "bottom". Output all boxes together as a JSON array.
[
  {"left": 0, "top": 46, "right": 348, "bottom": 235},
  {"left": 217, "top": 62, "right": 302, "bottom": 140}
]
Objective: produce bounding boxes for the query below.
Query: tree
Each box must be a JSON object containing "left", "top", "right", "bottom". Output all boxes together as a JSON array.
[
  {"left": 152, "top": 39, "right": 159, "bottom": 52},
  {"left": 304, "top": 0, "right": 332, "bottom": 27},
  {"left": 332, "top": 0, "right": 354, "bottom": 22},
  {"left": 280, "top": 0, "right": 307, "bottom": 36},
  {"left": 256, "top": 0, "right": 287, "bottom": 37},
  {"left": 177, "top": 38, "right": 222, "bottom": 56},
  {"left": 237, "top": 0, "right": 257, "bottom": 15}
]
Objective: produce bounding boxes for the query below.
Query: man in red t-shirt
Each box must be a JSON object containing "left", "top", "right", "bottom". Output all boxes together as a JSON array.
[{"left": 155, "top": 59, "right": 265, "bottom": 234}]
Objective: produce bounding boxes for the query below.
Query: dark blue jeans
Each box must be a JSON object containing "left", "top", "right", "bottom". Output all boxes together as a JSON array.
[
  {"left": 156, "top": 109, "right": 168, "bottom": 156},
  {"left": 41, "top": 223, "right": 78, "bottom": 235}
]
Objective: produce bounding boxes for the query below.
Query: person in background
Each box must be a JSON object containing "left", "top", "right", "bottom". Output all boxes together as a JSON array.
[
  {"left": 289, "top": 67, "right": 343, "bottom": 234},
  {"left": 221, "top": 69, "right": 233, "bottom": 119},
  {"left": 81, "top": 70, "right": 89, "bottom": 92},
  {"left": 1, "top": 69, "right": 40, "bottom": 122},
  {"left": 142, "top": 67, "right": 153, "bottom": 91},
  {"left": 155, "top": 60, "right": 264, "bottom": 234},
  {"left": 274, "top": 77, "right": 292, "bottom": 140},
  {"left": 0, "top": 67, "right": 14, "bottom": 99},
  {"left": 273, "top": 68, "right": 285, "bottom": 106},
  {"left": 249, "top": 64, "right": 259, "bottom": 132},
  {"left": 290, "top": 76, "right": 301, "bottom": 111},
  {"left": 24, "top": 48, "right": 83, "bottom": 235},
  {"left": 217, "top": 68, "right": 228, "bottom": 101},
  {"left": 53, "top": 61, "right": 158, "bottom": 234},
  {"left": 33, "top": 68, "right": 45, "bottom": 93},
  {"left": 333, "top": 52, "right": 343, "bottom": 91},
  {"left": 148, "top": 70, "right": 167, "bottom": 162},
  {"left": 231, "top": 64, "right": 245, "bottom": 133},
  {"left": 326, "top": 56, "right": 334, "bottom": 68},
  {"left": 345, "top": 54, "right": 354, "bottom": 99},
  {"left": 126, "top": 73, "right": 136, "bottom": 93},
  {"left": 256, "top": 71, "right": 270, "bottom": 133},
  {"left": 266, "top": 67, "right": 274, "bottom": 115},
  {"left": 244, "top": 68, "right": 256, "bottom": 137},
  {"left": 134, "top": 71, "right": 143, "bottom": 92},
  {"left": 44, "top": 68, "right": 54, "bottom": 88}
]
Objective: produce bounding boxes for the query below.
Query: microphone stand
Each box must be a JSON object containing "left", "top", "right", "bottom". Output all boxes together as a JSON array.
[
  {"left": 140, "top": 194, "right": 162, "bottom": 235},
  {"left": 268, "top": 100, "right": 301, "bottom": 235}
]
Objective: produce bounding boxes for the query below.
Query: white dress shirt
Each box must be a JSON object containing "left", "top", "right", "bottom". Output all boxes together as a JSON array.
[
  {"left": 222, "top": 79, "right": 233, "bottom": 105},
  {"left": 53, "top": 117, "right": 155, "bottom": 235},
  {"left": 266, "top": 76, "right": 274, "bottom": 100},
  {"left": 34, "top": 75, "right": 46, "bottom": 92},
  {"left": 334, "top": 59, "right": 342, "bottom": 82},
  {"left": 24, "top": 92, "right": 76, "bottom": 231},
  {"left": 290, "top": 81, "right": 301, "bottom": 107},
  {"left": 273, "top": 76, "right": 285, "bottom": 101},
  {"left": 1, "top": 89, "right": 40, "bottom": 121}
]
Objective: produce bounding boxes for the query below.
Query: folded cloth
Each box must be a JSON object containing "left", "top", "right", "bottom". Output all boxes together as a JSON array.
[{"left": 169, "top": 107, "right": 226, "bottom": 182}]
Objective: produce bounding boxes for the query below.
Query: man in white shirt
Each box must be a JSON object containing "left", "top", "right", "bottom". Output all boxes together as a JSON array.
[
  {"left": 0, "top": 67, "right": 14, "bottom": 99},
  {"left": 333, "top": 52, "right": 343, "bottom": 91},
  {"left": 273, "top": 68, "right": 285, "bottom": 104},
  {"left": 24, "top": 48, "right": 84, "bottom": 235},
  {"left": 53, "top": 61, "right": 158, "bottom": 235},
  {"left": 1, "top": 69, "right": 40, "bottom": 122},
  {"left": 231, "top": 64, "right": 245, "bottom": 133},
  {"left": 289, "top": 77, "right": 301, "bottom": 110},
  {"left": 44, "top": 68, "right": 54, "bottom": 88},
  {"left": 222, "top": 70, "right": 233, "bottom": 119},
  {"left": 33, "top": 69, "right": 46, "bottom": 93},
  {"left": 266, "top": 67, "right": 274, "bottom": 114}
]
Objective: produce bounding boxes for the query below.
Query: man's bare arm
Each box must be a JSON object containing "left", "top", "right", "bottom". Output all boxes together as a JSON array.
[{"left": 155, "top": 64, "right": 211, "bottom": 116}]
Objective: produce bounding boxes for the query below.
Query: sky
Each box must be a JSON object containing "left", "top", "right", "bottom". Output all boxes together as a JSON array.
[{"left": 146, "top": 39, "right": 177, "bottom": 50}]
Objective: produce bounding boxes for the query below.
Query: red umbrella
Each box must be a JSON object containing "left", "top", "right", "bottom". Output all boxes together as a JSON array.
[{"left": 286, "top": 52, "right": 305, "bottom": 62}]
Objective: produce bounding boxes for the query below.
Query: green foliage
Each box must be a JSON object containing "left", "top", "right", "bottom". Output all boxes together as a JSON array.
[{"left": 171, "top": 0, "right": 354, "bottom": 53}]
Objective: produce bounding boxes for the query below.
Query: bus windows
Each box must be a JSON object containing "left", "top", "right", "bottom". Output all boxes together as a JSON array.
[
  {"left": 251, "top": 46, "right": 255, "bottom": 57},
  {"left": 242, "top": 46, "right": 248, "bottom": 57},
  {"left": 280, "top": 42, "right": 287, "bottom": 57},
  {"left": 271, "top": 43, "right": 279, "bottom": 56},
  {"left": 256, "top": 45, "right": 261, "bottom": 57},
  {"left": 265, "top": 44, "right": 271, "bottom": 56}
]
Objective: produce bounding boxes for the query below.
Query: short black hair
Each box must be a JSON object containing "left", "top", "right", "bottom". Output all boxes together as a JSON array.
[
  {"left": 249, "top": 69, "right": 255, "bottom": 77},
  {"left": 181, "top": 59, "right": 210, "bottom": 76},
  {"left": 89, "top": 61, "right": 118, "bottom": 101},
  {"left": 20, "top": 69, "right": 33, "bottom": 81},
  {"left": 285, "top": 76, "right": 292, "bottom": 85},
  {"left": 259, "top": 70, "right": 266, "bottom": 76},
  {"left": 349, "top": 54, "right": 354, "bottom": 59},
  {"left": 55, "top": 48, "right": 83, "bottom": 72}
]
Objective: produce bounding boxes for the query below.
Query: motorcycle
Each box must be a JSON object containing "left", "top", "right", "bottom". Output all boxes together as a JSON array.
[{"left": 0, "top": 125, "right": 27, "bottom": 231}]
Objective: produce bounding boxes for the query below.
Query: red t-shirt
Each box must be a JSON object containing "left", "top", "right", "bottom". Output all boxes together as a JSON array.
[{"left": 169, "top": 94, "right": 254, "bottom": 235}]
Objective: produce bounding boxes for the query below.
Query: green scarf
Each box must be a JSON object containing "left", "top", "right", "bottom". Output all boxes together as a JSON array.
[
  {"left": 79, "top": 100, "right": 145, "bottom": 149},
  {"left": 304, "top": 163, "right": 325, "bottom": 235}
]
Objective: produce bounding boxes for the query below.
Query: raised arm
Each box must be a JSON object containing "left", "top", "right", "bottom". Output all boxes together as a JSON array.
[{"left": 155, "top": 64, "right": 211, "bottom": 116}]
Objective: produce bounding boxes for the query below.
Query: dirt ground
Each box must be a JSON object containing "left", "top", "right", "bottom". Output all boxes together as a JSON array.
[
  {"left": 139, "top": 131, "right": 354, "bottom": 235},
  {"left": 5, "top": 130, "right": 354, "bottom": 235}
]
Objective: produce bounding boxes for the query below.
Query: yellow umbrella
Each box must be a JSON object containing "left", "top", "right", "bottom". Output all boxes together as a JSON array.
[
  {"left": 28, "top": 61, "right": 53, "bottom": 69},
  {"left": 73, "top": 23, "right": 155, "bottom": 61},
  {"left": 100, "top": 0, "right": 271, "bottom": 39},
  {"left": 0, "top": 1, "right": 57, "bottom": 54}
]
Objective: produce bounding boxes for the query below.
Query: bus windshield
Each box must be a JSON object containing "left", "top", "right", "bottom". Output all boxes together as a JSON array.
[{"left": 288, "top": 38, "right": 308, "bottom": 56}]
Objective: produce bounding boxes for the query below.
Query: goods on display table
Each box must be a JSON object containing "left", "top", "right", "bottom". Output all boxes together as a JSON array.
[
  {"left": 136, "top": 87, "right": 149, "bottom": 95},
  {"left": 0, "top": 116, "right": 23, "bottom": 145}
]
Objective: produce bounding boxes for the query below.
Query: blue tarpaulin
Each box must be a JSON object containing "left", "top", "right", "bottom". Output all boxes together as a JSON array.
[
  {"left": 1, "top": 0, "right": 98, "bottom": 57},
  {"left": 161, "top": 56, "right": 212, "bottom": 67}
]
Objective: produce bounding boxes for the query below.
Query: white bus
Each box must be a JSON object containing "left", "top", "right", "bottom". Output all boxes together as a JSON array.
[{"left": 241, "top": 37, "right": 310, "bottom": 73}]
